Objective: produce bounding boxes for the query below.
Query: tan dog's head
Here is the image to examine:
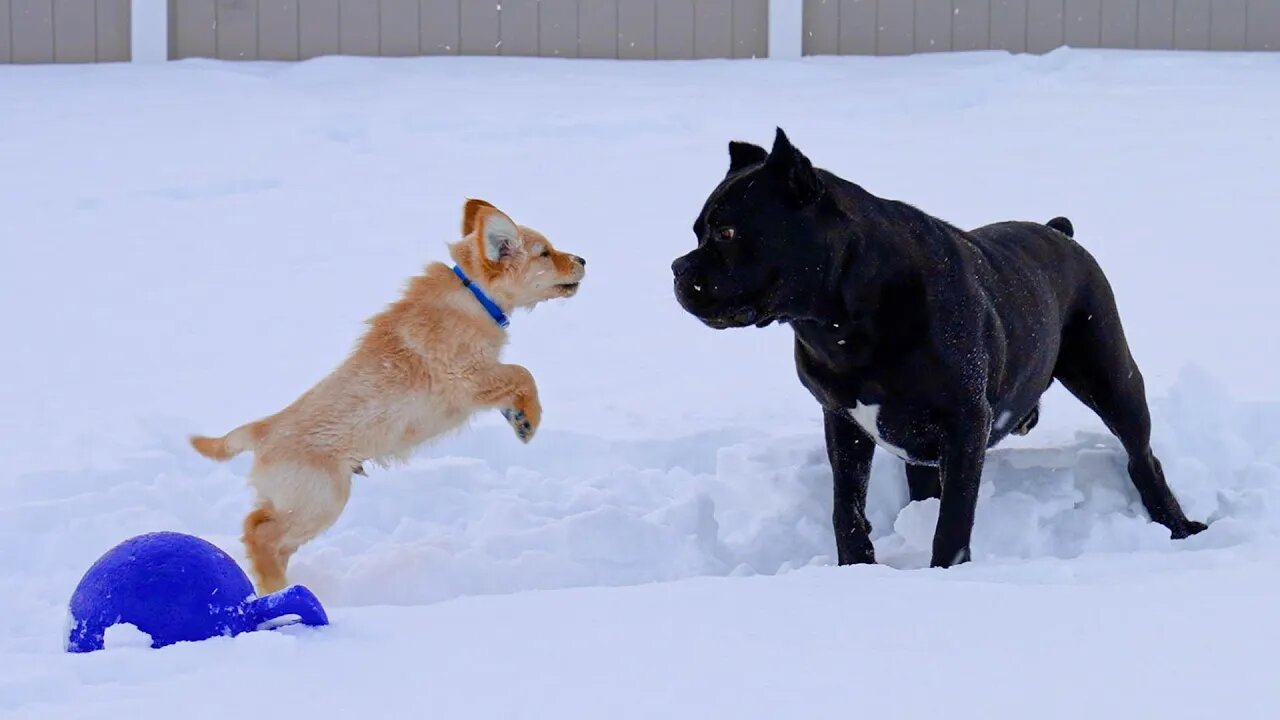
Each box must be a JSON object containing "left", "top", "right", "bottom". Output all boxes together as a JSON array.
[{"left": 449, "top": 199, "right": 586, "bottom": 310}]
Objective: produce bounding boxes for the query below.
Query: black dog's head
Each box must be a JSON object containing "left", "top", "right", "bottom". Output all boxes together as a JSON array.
[{"left": 672, "top": 128, "right": 833, "bottom": 329}]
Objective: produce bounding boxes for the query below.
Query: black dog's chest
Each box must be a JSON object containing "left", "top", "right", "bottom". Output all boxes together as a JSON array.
[{"left": 795, "top": 343, "right": 942, "bottom": 465}]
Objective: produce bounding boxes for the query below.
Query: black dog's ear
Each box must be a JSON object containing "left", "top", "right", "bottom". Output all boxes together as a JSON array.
[
  {"left": 765, "top": 127, "right": 824, "bottom": 205},
  {"left": 727, "top": 140, "right": 768, "bottom": 176}
]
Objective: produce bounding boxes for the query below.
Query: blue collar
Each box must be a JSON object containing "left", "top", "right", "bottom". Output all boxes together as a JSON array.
[{"left": 452, "top": 265, "right": 509, "bottom": 328}]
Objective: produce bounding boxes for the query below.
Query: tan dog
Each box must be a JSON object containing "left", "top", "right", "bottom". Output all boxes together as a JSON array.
[{"left": 189, "top": 199, "right": 585, "bottom": 594}]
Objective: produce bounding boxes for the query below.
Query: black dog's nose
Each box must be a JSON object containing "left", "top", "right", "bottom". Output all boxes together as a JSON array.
[{"left": 672, "top": 255, "right": 694, "bottom": 278}]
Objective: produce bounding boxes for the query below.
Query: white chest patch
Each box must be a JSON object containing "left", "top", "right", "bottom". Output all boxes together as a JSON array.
[{"left": 847, "top": 402, "right": 921, "bottom": 464}]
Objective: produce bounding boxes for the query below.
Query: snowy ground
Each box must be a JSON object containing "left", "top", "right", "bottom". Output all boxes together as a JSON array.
[{"left": 2, "top": 48, "right": 1278, "bottom": 718}]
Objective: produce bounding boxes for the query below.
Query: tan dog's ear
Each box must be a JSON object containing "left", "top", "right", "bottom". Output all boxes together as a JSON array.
[
  {"left": 462, "top": 198, "right": 497, "bottom": 237},
  {"left": 475, "top": 205, "right": 521, "bottom": 262}
]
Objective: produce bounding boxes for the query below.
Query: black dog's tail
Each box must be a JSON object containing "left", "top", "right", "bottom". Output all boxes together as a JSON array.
[{"left": 1046, "top": 216, "right": 1074, "bottom": 237}]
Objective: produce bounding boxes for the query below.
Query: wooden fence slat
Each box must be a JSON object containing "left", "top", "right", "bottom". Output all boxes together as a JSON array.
[
  {"left": 259, "top": 0, "right": 300, "bottom": 60},
  {"left": 0, "top": 0, "right": 10, "bottom": 62},
  {"left": 1247, "top": 0, "right": 1280, "bottom": 50},
  {"left": 916, "top": 0, "right": 954, "bottom": 53},
  {"left": 1101, "top": 0, "right": 1139, "bottom": 47},
  {"left": 380, "top": 0, "right": 420, "bottom": 56},
  {"left": 619, "top": 0, "right": 660, "bottom": 58},
  {"left": 1208, "top": 0, "right": 1246, "bottom": 49},
  {"left": 12, "top": 0, "right": 54, "bottom": 62},
  {"left": 1137, "top": 0, "right": 1175, "bottom": 48},
  {"left": 216, "top": 0, "right": 257, "bottom": 60},
  {"left": 338, "top": 0, "right": 378, "bottom": 56},
  {"left": 653, "top": 0, "right": 688, "bottom": 58},
  {"left": 420, "top": 0, "right": 458, "bottom": 54},
  {"left": 694, "top": 0, "right": 733, "bottom": 57},
  {"left": 952, "top": 0, "right": 992, "bottom": 52},
  {"left": 1028, "top": 0, "right": 1065, "bottom": 52},
  {"left": 990, "top": 0, "right": 1028, "bottom": 52},
  {"left": 538, "top": 0, "right": 578, "bottom": 57},
  {"left": 803, "top": 0, "right": 838, "bottom": 55},
  {"left": 54, "top": 0, "right": 96, "bottom": 62},
  {"left": 579, "top": 0, "right": 618, "bottom": 57},
  {"left": 498, "top": 0, "right": 537, "bottom": 55},
  {"left": 299, "top": 0, "right": 338, "bottom": 58},
  {"left": 1173, "top": 0, "right": 1210, "bottom": 49},
  {"left": 876, "top": 0, "right": 915, "bottom": 55},
  {"left": 96, "top": 0, "right": 129, "bottom": 60},
  {"left": 732, "top": 0, "right": 767, "bottom": 57},
  {"left": 459, "top": 0, "right": 498, "bottom": 54},
  {"left": 1064, "top": 0, "right": 1102, "bottom": 47}
]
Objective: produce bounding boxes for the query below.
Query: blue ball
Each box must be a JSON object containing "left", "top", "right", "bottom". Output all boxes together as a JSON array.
[{"left": 66, "top": 531, "right": 328, "bottom": 652}]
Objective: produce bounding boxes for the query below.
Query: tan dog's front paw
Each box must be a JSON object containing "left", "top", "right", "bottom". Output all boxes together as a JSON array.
[{"left": 501, "top": 408, "right": 537, "bottom": 443}]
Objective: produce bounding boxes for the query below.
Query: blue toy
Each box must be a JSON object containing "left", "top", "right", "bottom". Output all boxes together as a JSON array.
[{"left": 65, "top": 531, "right": 328, "bottom": 653}]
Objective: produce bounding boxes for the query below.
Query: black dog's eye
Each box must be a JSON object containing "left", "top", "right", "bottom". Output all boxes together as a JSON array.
[{"left": 717, "top": 227, "right": 736, "bottom": 241}]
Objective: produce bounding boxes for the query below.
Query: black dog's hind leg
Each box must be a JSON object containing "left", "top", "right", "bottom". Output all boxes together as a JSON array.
[
  {"left": 931, "top": 405, "right": 991, "bottom": 568},
  {"left": 1054, "top": 296, "right": 1207, "bottom": 539},
  {"left": 905, "top": 463, "right": 942, "bottom": 502},
  {"left": 824, "top": 409, "right": 877, "bottom": 565}
]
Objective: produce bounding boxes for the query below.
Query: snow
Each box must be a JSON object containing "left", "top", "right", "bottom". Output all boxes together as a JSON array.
[{"left": 2, "top": 47, "right": 1279, "bottom": 718}]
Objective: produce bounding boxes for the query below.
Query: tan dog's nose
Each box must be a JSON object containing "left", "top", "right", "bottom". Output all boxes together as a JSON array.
[{"left": 572, "top": 255, "right": 586, "bottom": 267}]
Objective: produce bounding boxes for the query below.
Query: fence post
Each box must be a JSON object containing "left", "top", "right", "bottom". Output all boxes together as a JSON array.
[
  {"left": 131, "top": 0, "right": 169, "bottom": 62},
  {"left": 768, "top": 0, "right": 804, "bottom": 58}
]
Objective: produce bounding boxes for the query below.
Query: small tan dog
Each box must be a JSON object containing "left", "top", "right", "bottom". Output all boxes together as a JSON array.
[{"left": 190, "top": 199, "right": 585, "bottom": 594}]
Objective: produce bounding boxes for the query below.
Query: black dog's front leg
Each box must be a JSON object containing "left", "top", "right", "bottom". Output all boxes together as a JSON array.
[
  {"left": 931, "top": 407, "right": 992, "bottom": 568},
  {"left": 824, "top": 408, "right": 877, "bottom": 565}
]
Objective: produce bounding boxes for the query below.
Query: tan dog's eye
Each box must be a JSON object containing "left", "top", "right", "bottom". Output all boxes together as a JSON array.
[
  {"left": 541, "top": 250, "right": 550, "bottom": 258},
  {"left": 718, "top": 227, "right": 736, "bottom": 241}
]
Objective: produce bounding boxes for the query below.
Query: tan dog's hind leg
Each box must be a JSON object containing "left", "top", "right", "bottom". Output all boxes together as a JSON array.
[
  {"left": 243, "top": 505, "right": 288, "bottom": 595},
  {"left": 242, "top": 461, "right": 354, "bottom": 595},
  {"left": 472, "top": 363, "right": 542, "bottom": 443}
]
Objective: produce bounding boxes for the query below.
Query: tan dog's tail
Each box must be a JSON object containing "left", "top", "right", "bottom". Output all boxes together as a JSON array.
[{"left": 190, "top": 421, "right": 264, "bottom": 461}]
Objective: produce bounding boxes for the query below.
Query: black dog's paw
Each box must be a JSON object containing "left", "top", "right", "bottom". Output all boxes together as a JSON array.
[
  {"left": 1171, "top": 520, "right": 1209, "bottom": 540},
  {"left": 502, "top": 408, "right": 535, "bottom": 443}
]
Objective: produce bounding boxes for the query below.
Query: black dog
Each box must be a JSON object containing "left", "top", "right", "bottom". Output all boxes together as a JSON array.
[{"left": 672, "top": 128, "right": 1207, "bottom": 568}]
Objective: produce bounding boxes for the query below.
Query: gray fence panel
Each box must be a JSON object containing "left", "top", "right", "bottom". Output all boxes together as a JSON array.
[
  {"left": 171, "top": 0, "right": 214, "bottom": 59},
  {"left": 1137, "top": 0, "right": 1175, "bottom": 48},
  {"left": 459, "top": 0, "right": 499, "bottom": 54},
  {"left": 916, "top": 0, "right": 953, "bottom": 52},
  {"left": 96, "top": 0, "right": 129, "bottom": 60},
  {"left": 802, "top": 0, "right": 838, "bottom": 55},
  {"left": 1028, "top": 0, "right": 1065, "bottom": 52},
  {"left": 733, "top": 0, "right": 767, "bottom": 57},
  {"left": 694, "top": 0, "right": 733, "bottom": 58},
  {"left": 420, "top": 0, "right": 458, "bottom": 53},
  {"left": 380, "top": 0, "right": 421, "bottom": 55},
  {"left": 54, "top": 0, "right": 96, "bottom": 62},
  {"left": 338, "top": 0, "right": 378, "bottom": 55},
  {"left": 1249, "top": 0, "right": 1280, "bottom": 49},
  {"left": 1065, "top": 0, "right": 1102, "bottom": 46},
  {"left": 953, "top": 0, "right": 992, "bottom": 51},
  {"left": 580, "top": 0, "right": 619, "bottom": 57},
  {"left": 0, "top": 0, "right": 9, "bottom": 61},
  {"left": 11, "top": 0, "right": 54, "bottom": 62},
  {"left": 539, "top": 0, "right": 579, "bottom": 57},
  {"left": 1174, "top": 0, "right": 1211, "bottom": 48},
  {"left": 990, "top": 0, "right": 1029, "bottom": 52},
  {"left": 216, "top": 0, "right": 257, "bottom": 60},
  {"left": 838, "top": 0, "right": 876, "bottom": 54},
  {"left": 299, "top": 0, "right": 338, "bottom": 58},
  {"left": 1100, "top": 0, "right": 1139, "bottom": 47},
  {"left": 259, "top": 0, "right": 299, "bottom": 60},
  {"left": 498, "top": 0, "right": 538, "bottom": 55},
  {"left": 654, "top": 0, "right": 690, "bottom": 58},
  {"left": 619, "top": 0, "right": 660, "bottom": 57},
  {"left": 1210, "top": 0, "right": 1247, "bottom": 48},
  {"left": 877, "top": 0, "right": 915, "bottom": 55}
]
